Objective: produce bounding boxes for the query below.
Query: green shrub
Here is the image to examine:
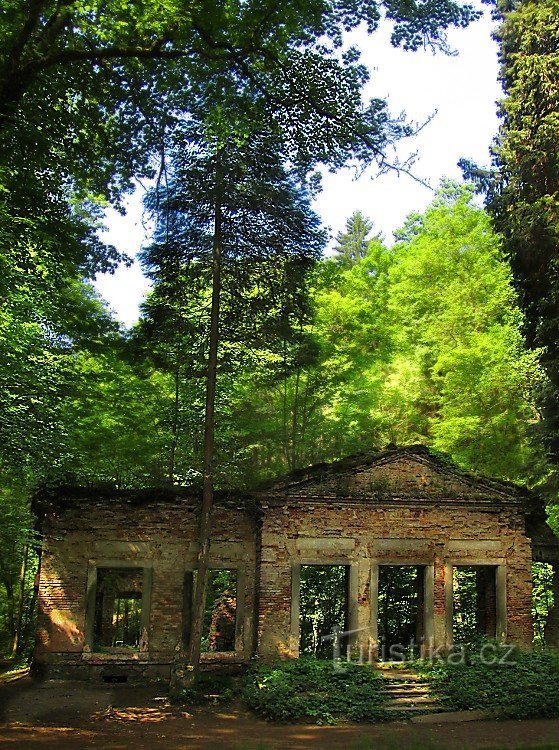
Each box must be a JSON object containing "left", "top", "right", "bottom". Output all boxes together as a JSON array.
[
  {"left": 242, "top": 658, "right": 387, "bottom": 724},
  {"left": 419, "top": 646, "right": 559, "bottom": 719}
]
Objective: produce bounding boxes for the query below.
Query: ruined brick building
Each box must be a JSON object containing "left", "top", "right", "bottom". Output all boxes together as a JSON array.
[{"left": 34, "top": 446, "right": 559, "bottom": 679}]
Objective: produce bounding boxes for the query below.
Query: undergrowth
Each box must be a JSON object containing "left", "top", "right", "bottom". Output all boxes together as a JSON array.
[
  {"left": 242, "top": 658, "right": 387, "bottom": 724},
  {"left": 417, "top": 646, "right": 559, "bottom": 719}
]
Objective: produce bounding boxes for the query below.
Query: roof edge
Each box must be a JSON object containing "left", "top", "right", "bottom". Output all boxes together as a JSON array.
[{"left": 254, "top": 444, "right": 532, "bottom": 499}]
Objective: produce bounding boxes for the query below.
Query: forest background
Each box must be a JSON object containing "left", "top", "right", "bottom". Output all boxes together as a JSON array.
[{"left": 1, "top": 0, "right": 558, "bottom": 660}]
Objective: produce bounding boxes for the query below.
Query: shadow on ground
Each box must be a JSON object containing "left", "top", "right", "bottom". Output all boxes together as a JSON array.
[{"left": 0, "top": 675, "right": 558, "bottom": 750}]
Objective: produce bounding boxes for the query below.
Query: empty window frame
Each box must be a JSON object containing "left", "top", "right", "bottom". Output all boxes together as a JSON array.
[
  {"left": 183, "top": 568, "right": 239, "bottom": 654},
  {"left": 532, "top": 562, "right": 555, "bottom": 645}
]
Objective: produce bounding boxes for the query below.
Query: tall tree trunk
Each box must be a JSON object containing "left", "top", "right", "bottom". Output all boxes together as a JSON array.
[
  {"left": 290, "top": 366, "right": 301, "bottom": 469},
  {"left": 168, "top": 366, "right": 180, "bottom": 480},
  {"left": 14, "top": 544, "right": 29, "bottom": 656},
  {"left": 188, "top": 154, "right": 223, "bottom": 676},
  {"left": 19, "top": 571, "right": 38, "bottom": 657},
  {"left": 299, "top": 371, "right": 311, "bottom": 464},
  {"left": 5, "top": 582, "right": 16, "bottom": 656},
  {"left": 282, "top": 337, "right": 289, "bottom": 467},
  {"left": 0, "top": 557, "right": 16, "bottom": 653},
  {"left": 383, "top": 580, "right": 391, "bottom": 655}
]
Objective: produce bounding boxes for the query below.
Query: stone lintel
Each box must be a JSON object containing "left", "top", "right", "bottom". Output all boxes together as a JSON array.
[
  {"left": 447, "top": 539, "right": 503, "bottom": 553},
  {"left": 92, "top": 541, "right": 153, "bottom": 555},
  {"left": 296, "top": 537, "right": 355, "bottom": 551}
]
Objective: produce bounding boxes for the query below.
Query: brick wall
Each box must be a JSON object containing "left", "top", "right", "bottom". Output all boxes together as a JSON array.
[
  {"left": 36, "top": 495, "right": 257, "bottom": 678},
  {"left": 257, "top": 501, "right": 533, "bottom": 658},
  {"left": 255, "top": 452, "right": 534, "bottom": 658},
  {"left": 35, "top": 450, "right": 534, "bottom": 677}
]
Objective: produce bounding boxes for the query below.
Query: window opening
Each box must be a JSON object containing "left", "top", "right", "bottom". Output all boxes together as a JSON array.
[
  {"left": 452, "top": 565, "right": 497, "bottom": 642},
  {"left": 201, "top": 569, "right": 237, "bottom": 653}
]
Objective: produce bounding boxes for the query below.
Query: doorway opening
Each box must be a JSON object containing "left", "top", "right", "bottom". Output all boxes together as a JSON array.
[
  {"left": 299, "top": 564, "right": 349, "bottom": 658},
  {"left": 452, "top": 565, "right": 497, "bottom": 642},
  {"left": 532, "top": 562, "right": 555, "bottom": 645},
  {"left": 378, "top": 565, "right": 425, "bottom": 661},
  {"left": 201, "top": 569, "right": 238, "bottom": 653},
  {"left": 93, "top": 567, "right": 143, "bottom": 650}
]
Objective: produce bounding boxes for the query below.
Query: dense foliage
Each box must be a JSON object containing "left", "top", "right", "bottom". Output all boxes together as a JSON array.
[
  {"left": 230, "top": 184, "right": 541, "bottom": 483},
  {"left": 333, "top": 211, "right": 378, "bottom": 269},
  {"left": 136, "top": 128, "right": 325, "bottom": 485},
  {"left": 422, "top": 647, "right": 559, "bottom": 719},
  {"left": 299, "top": 565, "right": 349, "bottom": 657},
  {"left": 482, "top": 0, "right": 559, "bottom": 482},
  {"left": 0, "top": 0, "right": 483, "bottom": 659},
  {"left": 533, "top": 563, "right": 555, "bottom": 645},
  {"left": 242, "top": 659, "right": 387, "bottom": 723}
]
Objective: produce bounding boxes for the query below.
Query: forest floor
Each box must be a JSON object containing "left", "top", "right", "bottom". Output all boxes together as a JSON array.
[{"left": 0, "top": 675, "right": 558, "bottom": 749}]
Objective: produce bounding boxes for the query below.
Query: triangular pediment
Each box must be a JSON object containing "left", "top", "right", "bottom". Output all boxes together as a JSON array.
[{"left": 259, "top": 446, "right": 523, "bottom": 504}]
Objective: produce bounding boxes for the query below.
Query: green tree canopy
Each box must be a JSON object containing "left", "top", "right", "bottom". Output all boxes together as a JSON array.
[
  {"left": 230, "top": 184, "right": 541, "bottom": 483},
  {"left": 387, "top": 182, "right": 539, "bottom": 479},
  {"left": 136, "top": 127, "right": 325, "bottom": 484}
]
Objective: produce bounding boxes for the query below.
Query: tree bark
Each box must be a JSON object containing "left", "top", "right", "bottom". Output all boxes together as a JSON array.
[
  {"left": 0, "top": 554, "right": 16, "bottom": 653},
  {"left": 282, "top": 337, "right": 289, "bottom": 467},
  {"left": 290, "top": 366, "right": 301, "bottom": 470},
  {"left": 19, "top": 571, "right": 38, "bottom": 657},
  {"left": 4, "top": 582, "right": 16, "bottom": 656},
  {"left": 187, "top": 153, "right": 223, "bottom": 676},
  {"left": 14, "top": 544, "right": 29, "bottom": 656},
  {"left": 168, "top": 366, "right": 180, "bottom": 481}
]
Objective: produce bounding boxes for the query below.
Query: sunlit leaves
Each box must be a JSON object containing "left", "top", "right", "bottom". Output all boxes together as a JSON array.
[{"left": 232, "top": 184, "right": 541, "bottom": 483}]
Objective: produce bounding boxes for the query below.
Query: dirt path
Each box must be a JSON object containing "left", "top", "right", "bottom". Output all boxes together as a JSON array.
[{"left": 0, "top": 677, "right": 558, "bottom": 749}]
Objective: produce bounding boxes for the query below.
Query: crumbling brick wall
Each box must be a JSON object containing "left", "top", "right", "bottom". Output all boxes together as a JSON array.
[
  {"left": 256, "top": 453, "right": 533, "bottom": 658},
  {"left": 35, "top": 448, "right": 535, "bottom": 678},
  {"left": 36, "top": 492, "right": 257, "bottom": 678}
]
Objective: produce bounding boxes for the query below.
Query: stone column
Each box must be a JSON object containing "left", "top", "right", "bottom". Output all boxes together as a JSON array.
[
  {"left": 352, "top": 560, "right": 371, "bottom": 659},
  {"left": 423, "top": 564, "right": 435, "bottom": 655},
  {"left": 84, "top": 566, "right": 97, "bottom": 650},
  {"left": 432, "top": 552, "right": 448, "bottom": 652},
  {"left": 347, "top": 563, "right": 359, "bottom": 636},
  {"left": 369, "top": 561, "right": 379, "bottom": 660},
  {"left": 140, "top": 567, "right": 153, "bottom": 647},
  {"left": 289, "top": 563, "right": 301, "bottom": 657},
  {"left": 415, "top": 568, "right": 425, "bottom": 644},
  {"left": 444, "top": 562, "right": 454, "bottom": 650},
  {"left": 496, "top": 564, "right": 507, "bottom": 642}
]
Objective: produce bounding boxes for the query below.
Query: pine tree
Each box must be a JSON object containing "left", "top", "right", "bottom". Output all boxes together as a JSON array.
[
  {"left": 333, "top": 211, "right": 376, "bottom": 269},
  {"left": 487, "top": 0, "right": 559, "bottom": 474},
  {"left": 140, "top": 127, "right": 325, "bottom": 675}
]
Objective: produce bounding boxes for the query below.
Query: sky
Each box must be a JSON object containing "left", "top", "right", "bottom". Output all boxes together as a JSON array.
[{"left": 94, "top": 2, "right": 501, "bottom": 329}]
